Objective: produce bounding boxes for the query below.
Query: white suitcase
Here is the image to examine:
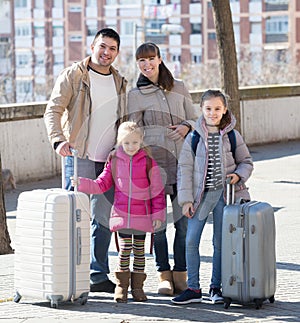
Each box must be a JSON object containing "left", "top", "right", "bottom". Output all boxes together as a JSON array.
[
  {"left": 14, "top": 151, "right": 90, "bottom": 308},
  {"left": 221, "top": 180, "right": 276, "bottom": 309}
]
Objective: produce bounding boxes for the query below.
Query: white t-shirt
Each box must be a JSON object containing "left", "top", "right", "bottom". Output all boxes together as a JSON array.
[{"left": 86, "top": 68, "right": 118, "bottom": 162}]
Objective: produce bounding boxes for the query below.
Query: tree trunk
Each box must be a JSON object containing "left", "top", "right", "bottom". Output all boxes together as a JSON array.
[
  {"left": 0, "top": 154, "right": 14, "bottom": 255},
  {"left": 211, "top": 0, "right": 241, "bottom": 132}
]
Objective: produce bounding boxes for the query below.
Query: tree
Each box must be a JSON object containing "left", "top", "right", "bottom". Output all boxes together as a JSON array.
[
  {"left": 211, "top": 0, "right": 241, "bottom": 132},
  {"left": 0, "top": 154, "right": 14, "bottom": 255}
]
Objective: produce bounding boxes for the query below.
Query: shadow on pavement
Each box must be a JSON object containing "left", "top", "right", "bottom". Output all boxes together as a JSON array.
[{"left": 249, "top": 140, "right": 300, "bottom": 162}]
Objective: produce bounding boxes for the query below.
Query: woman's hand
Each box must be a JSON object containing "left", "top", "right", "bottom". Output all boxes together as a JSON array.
[
  {"left": 167, "top": 124, "right": 190, "bottom": 141},
  {"left": 153, "top": 220, "right": 162, "bottom": 231},
  {"left": 182, "top": 202, "right": 194, "bottom": 218}
]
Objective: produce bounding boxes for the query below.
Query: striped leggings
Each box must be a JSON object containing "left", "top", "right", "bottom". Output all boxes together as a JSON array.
[{"left": 118, "top": 232, "right": 146, "bottom": 272}]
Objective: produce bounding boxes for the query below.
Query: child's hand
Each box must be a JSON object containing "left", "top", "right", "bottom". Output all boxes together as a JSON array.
[
  {"left": 70, "top": 176, "right": 80, "bottom": 187},
  {"left": 226, "top": 173, "right": 240, "bottom": 185},
  {"left": 153, "top": 220, "right": 162, "bottom": 231},
  {"left": 183, "top": 202, "right": 194, "bottom": 218}
]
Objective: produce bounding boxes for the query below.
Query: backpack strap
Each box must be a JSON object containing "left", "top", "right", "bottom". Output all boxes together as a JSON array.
[
  {"left": 227, "top": 129, "right": 236, "bottom": 160},
  {"left": 191, "top": 130, "right": 200, "bottom": 155},
  {"left": 145, "top": 155, "right": 152, "bottom": 183},
  {"left": 191, "top": 129, "right": 236, "bottom": 160}
]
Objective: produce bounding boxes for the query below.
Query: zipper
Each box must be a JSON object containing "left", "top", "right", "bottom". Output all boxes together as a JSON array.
[{"left": 127, "top": 157, "right": 133, "bottom": 228}]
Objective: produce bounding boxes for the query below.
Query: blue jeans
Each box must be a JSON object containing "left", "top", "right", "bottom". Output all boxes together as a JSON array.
[
  {"left": 186, "top": 193, "right": 225, "bottom": 290},
  {"left": 65, "top": 156, "right": 114, "bottom": 284},
  {"left": 153, "top": 185, "right": 187, "bottom": 272}
]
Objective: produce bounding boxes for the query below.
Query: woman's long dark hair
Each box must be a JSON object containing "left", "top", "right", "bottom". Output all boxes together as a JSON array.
[
  {"left": 200, "top": 89, "right": 232, "bottom": 130},
  {"left": 135, "top": 42, "right": 174, "bottom": 91}
]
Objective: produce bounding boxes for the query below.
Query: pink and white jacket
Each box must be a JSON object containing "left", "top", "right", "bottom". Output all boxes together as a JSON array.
[{"left": 77, "top": 147, "right": 166, "bottom": 233}]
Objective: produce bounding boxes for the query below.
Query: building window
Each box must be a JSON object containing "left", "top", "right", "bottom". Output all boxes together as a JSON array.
[
  {"left": 17, "top": 54, "right": 30, "bottom": 66},
  {"left": 191, "top": 23, "right": 201, "bottom": 34},
  {"left": 208, "top": 32, "right": 216, "bottom": 40},
  {"left": 34, "top": 27, "right": 45, "bottom": 38},
  {"left": 15, "top": 0, "right": 27, "bottom": 8},
  {"left": 120, "top": 0, "right": 138, "bottom": 4},
  {"left": 266, "top": 16, "right": 288, "bottom": 34},
  {"left": 87, "top": 25, "right": 97, "bottom": 36},
  {"left": 54, "top": 53, "right": 64, "bottom": 65},
  {"left": 265, "top": 0, "right": 288, "bottom": 11},
  {"left": 16, "top": 26, "right": 30, "bottom": 37},
  {"left": 34, "top": 0, "right": 44, "bottom": 9},
  {"left": 172, "top": 54, "right": 181, "bottom": 62},
  {"left": 69, "top": 6, "right": 82, "bottom": 12},
  {"left": 0, "top": 38, "right": 9, "bottom": 58},
  {"left": 35, "top": 54, "right": 45, "bottom": 65},
  {"left": 53, "top": 0, "right": 63, "bottom": 7},
  {"left": 53, "top": 26, "right": 64, "bottom": 37},
  {"left": 192, "top": 54, "right": 202, "bottom": 63},
  {"left": 87, "top": 0, "right": 97, "bottom": 6},
  {"left": 69, "top": 35, "right": 82, "bottom": 42},
  {"left": 123, "top": 21, "right": 134, "bottom": 35},
  {"left": 17, "top": 81, "right": 32, "bottom": 94}
]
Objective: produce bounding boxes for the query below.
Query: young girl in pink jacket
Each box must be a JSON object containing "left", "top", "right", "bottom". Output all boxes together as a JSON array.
[{"left": 72, "top": 121, "right": 166, "bottom": 303}]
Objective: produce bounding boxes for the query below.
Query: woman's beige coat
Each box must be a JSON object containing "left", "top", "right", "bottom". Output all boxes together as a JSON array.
[{"left": 128, "top": 79, "right": 198, "bottom": 194}]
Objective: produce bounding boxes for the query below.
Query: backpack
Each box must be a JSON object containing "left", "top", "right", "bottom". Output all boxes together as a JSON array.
[{"left": 191, "top": 129, "right": 236, "bottom": 160}]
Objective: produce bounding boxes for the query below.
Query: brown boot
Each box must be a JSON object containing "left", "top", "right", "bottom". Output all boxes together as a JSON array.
[
  {"left": 131, "top": 272, "right": 147, "bottom": 302},
  {"left": 114, "top": 271, "right": 130, "bottom": 303},
  {"left": 172, "top": 271, "right": 187, "bottom": 294},
  {"left": 157, "top": 270, "right": 174, "bottom": 296}
]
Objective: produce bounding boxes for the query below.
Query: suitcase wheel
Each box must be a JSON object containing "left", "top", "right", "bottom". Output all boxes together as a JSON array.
[
  {"left": 13, "top": 291, "right": 22, "bottom": 303},
  {"left": 223, "top": 297, "right": 231, "bottom": 309},
  {"left": 254, "top": 298, "right": 263, "bottom": 309},
  {"left": 269, "top": 295, "right": 275, "bottom": 303},
  {"left": 79, "top": 296, "right": 88, "bottom": 305},
  {"left": 50, "top": 300, "right": 58, "bottom": 308}
]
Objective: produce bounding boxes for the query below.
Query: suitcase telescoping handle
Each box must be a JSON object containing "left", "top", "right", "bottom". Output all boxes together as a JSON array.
[
  {"left": 226, "top": 177, "right": 235, "bottom": 205},
  {"left": 61, "top": 148, "right": 78, "bottom": 192}
]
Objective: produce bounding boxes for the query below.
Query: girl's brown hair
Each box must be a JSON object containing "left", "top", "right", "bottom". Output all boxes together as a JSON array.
[
  {"left": 200, "top": 89, "right": 232, "bottom": 130},
  {"left": 135, "top": 42, "right": 174, "bottom": 91}
]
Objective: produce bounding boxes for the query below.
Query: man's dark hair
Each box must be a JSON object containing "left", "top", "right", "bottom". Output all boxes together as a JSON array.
[{"left": 93, "top": 28, "right": 120, "bottom": 50}]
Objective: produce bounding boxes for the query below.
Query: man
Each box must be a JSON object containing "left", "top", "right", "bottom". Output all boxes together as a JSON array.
[{"left": 44, "top": 28, "right": 128, "bottom": 293}]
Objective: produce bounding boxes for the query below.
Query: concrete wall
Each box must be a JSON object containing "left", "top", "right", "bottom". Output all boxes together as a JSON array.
[{"left": 1, "top": 85, "right": 300, "bottom": 183}]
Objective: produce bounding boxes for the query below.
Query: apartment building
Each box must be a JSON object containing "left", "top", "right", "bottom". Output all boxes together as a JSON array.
[{"left": 0, "top": 0, "right": 298, "bottom": 103}]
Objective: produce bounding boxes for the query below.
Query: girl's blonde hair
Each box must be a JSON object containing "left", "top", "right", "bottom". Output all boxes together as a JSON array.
[
  {"left": 116, "top": 121, "right": 152, "bottom": 156},
  {"left": 117, "top": 121, "right": 144, "bottom": 146}
]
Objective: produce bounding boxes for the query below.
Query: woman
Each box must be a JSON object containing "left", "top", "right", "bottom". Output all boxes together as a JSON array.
[{"left": 128, "top": 42, "right": 198, "bottom": 296}]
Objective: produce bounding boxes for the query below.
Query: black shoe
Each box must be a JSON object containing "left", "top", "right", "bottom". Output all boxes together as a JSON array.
[
  {"left": 209, "top": 287, "right": 224, "bottom": 304},
  {"left": 90, "top": 280, "right": 116, "bottom": 293}
]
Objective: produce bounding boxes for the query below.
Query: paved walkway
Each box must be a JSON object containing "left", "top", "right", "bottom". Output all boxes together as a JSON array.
[{"left": 1, "top": 141, "right": 300, "bottom": 322}]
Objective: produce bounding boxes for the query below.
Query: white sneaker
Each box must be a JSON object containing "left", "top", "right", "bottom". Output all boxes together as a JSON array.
[{"left": 209, "top": 288, "right": 224, "bottom": 304}]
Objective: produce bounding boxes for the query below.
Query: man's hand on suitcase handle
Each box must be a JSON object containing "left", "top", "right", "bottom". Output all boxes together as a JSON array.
[
  {"left": 55, "top": 141, "right": 73, "bottom": 157},
  {"left": 226, "top": 173, "right": 240, "bottom": 185}
]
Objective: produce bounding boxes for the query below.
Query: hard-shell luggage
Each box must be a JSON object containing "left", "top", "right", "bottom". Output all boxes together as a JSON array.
[
  {"left": 221, "top": 179, "right": 276, "bottom": 309},
  {"left": 14, "top": 151, "right": 90, "bottom": 308}
]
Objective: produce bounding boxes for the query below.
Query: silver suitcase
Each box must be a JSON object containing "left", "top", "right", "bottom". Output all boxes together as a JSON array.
[
  {"left": 221, "top": 179, "right": 276, "bottom": 309},
  {"left": 14, "top": 151, "right": 90, "bottom": 308}
]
